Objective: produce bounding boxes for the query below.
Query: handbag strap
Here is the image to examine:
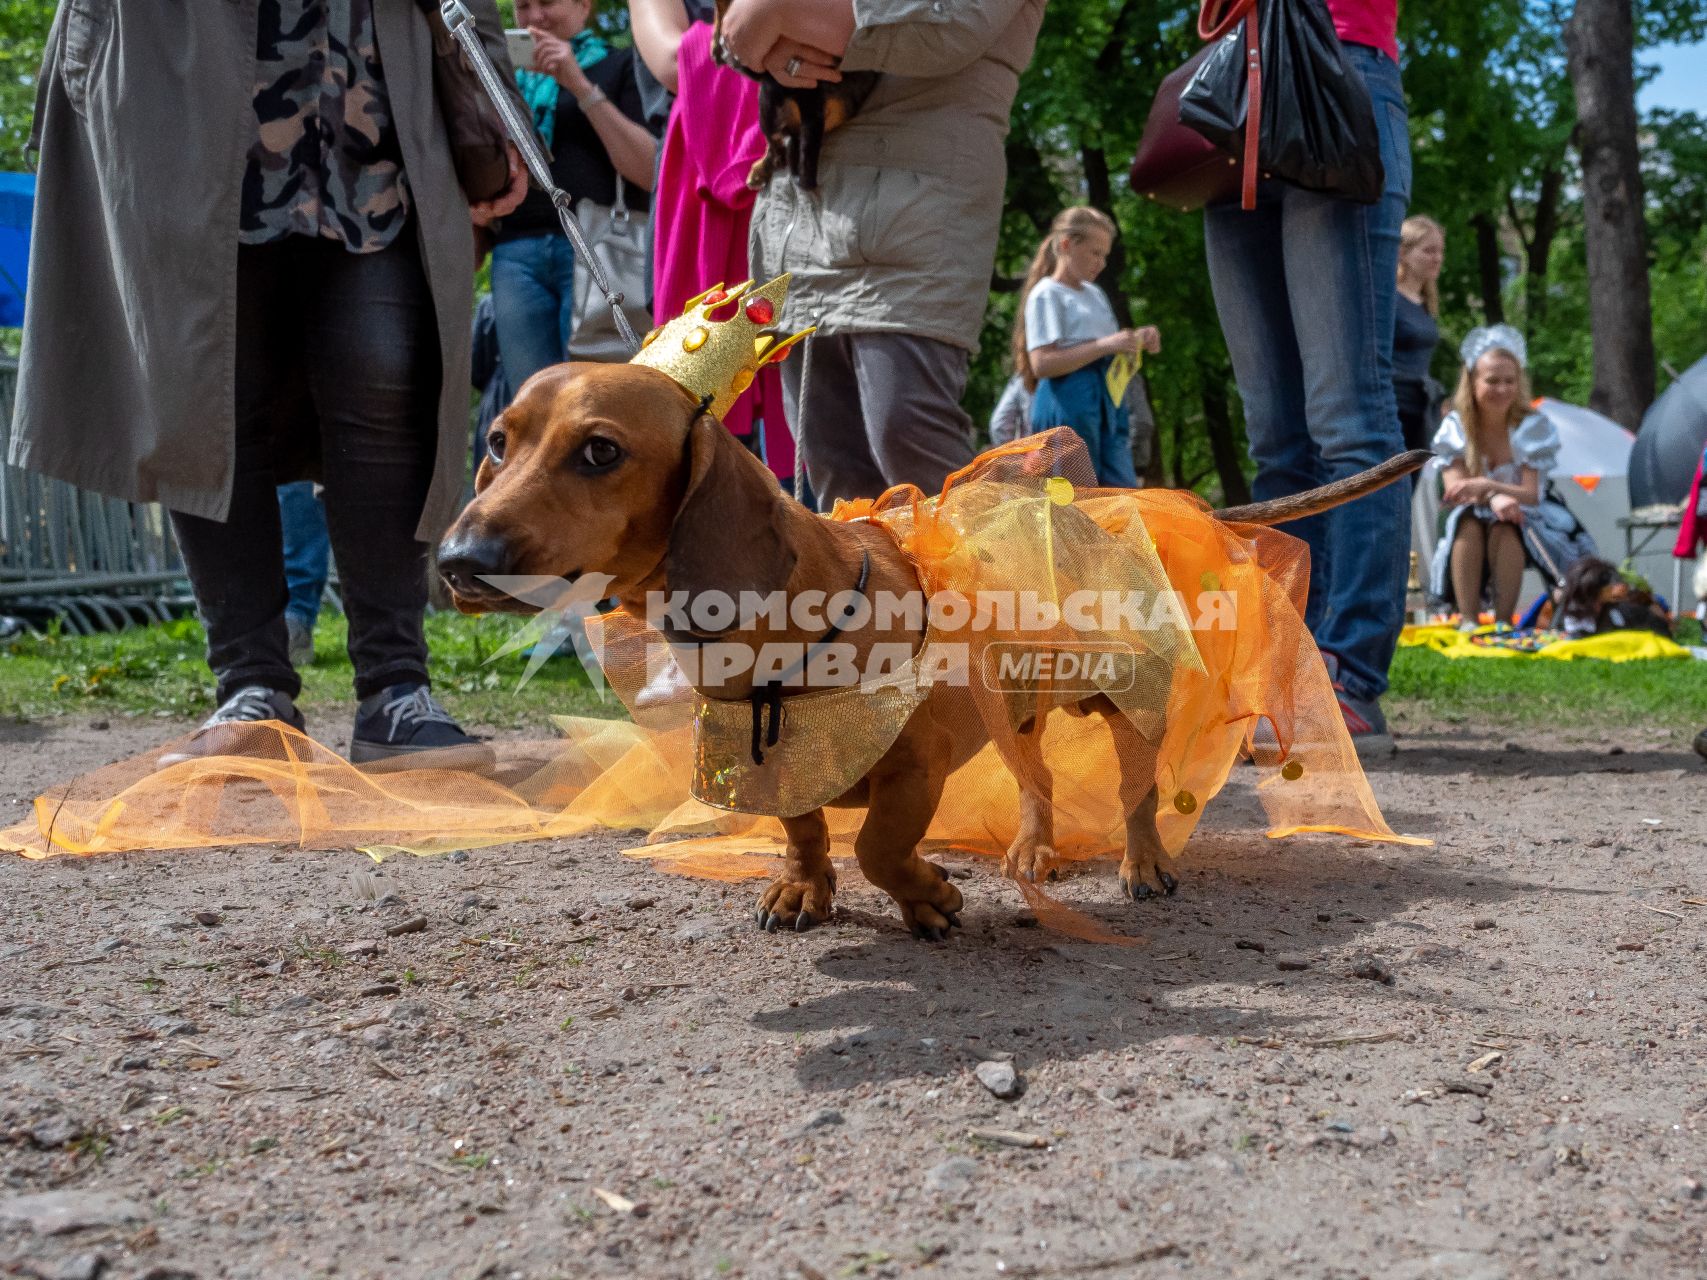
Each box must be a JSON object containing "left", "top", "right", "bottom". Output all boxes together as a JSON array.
[
  {"left": 1240, "top": 7, "right": 1261, "bottom": 210},
  {"left": 1198, "top": 0, "right": 1256, "bottom": 41},
  {"left": 1198, "top": 0, "right": 1262, "bottom": 210}
]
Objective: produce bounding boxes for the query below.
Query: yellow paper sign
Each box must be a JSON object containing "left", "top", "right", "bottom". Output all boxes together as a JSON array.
[{"left": 1106, "top": 350, "right": 1141, "bottom": 405}]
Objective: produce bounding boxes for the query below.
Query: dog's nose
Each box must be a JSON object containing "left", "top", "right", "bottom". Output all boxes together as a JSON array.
[{"left": 436, "top": 529, "right": 512, "bottom": 597}]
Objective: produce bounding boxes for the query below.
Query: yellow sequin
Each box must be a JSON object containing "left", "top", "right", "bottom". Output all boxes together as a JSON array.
[
  {"left": 1172, "top": 789, "right": 1197, "bottom": 816},
  {"left": 1200, "top": 570, "right": 1221, "bottom": 592},
  {"left": 1045, "top": 476, "right": 1075, "bottom": 506},
  {"left": 1281, "top": 759, "right": 1304, "bottom": 781}
]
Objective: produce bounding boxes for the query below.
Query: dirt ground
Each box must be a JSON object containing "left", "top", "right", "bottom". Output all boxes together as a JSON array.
[{"left": 2, "top": 712, "right": 1705, "bottom": 1280}]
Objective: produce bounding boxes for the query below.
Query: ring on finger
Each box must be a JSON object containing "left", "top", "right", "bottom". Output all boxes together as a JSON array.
[{"left": 785, "top": 55, "right": 802, "bottom": 77}]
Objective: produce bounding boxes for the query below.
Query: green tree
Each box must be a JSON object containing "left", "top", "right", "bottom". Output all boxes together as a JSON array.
[
  {"left": 0, "top": 0, "right": 57, "bottom": 171},
  {"left": 983, "top": 0, "right": 1249, "bottom": 500}
]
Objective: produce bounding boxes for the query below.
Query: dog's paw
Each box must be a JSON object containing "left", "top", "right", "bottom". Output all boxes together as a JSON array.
[
  {"left": 1003, "top": 836, "right": 1060, "bottom": 884},
  {"left": 1119, "top": 852, "right": 1179, "bottom": 903},
  {"left": 754, "top": 866, "right": 837, "bottom": 934},
  {"left": 891, "top": 859, "right": 964, "bottom": 943}
]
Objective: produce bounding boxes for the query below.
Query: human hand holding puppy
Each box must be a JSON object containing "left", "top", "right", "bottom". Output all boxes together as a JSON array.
[{"left": 719, "top": 0, "right": 854, "bottom": 88}]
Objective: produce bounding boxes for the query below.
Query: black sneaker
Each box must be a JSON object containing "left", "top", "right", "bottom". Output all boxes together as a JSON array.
[
  {"left": 350, "top": 683, "right": 494, "bottom": 770},
  {"left": 157, "top": 685, "right": 306, "bottom": 767}
]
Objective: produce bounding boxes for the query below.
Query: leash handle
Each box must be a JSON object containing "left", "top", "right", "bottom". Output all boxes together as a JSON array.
[{"left": 438, "top": 0, "right": 642, "bottom": 355}]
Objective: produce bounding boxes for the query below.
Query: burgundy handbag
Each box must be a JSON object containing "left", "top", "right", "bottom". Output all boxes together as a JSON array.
[{"left": 1129, "top": 0, "right": 1262, "bottom": 212}]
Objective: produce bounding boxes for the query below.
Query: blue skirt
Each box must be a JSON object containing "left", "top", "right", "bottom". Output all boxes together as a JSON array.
[{"left": 1030, "top": 358, "right": 1138, "bottom": 488}]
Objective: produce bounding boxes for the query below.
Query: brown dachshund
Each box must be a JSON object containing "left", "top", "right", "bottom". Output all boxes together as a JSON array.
[{"left": 438, "top": 363, "right": 1427, "bottom": 939}]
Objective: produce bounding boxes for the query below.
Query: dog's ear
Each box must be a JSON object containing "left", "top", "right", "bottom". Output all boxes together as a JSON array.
[{"left": 666, "top": 414, "right": 798, "bottom": 615}]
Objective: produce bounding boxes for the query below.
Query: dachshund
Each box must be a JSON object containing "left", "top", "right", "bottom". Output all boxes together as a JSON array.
[
  {"left": 712, "top": 0, "right": 880, "bottom": 191},
  {"left": 437, "top": 362, "right": 1428, "bottom": 940},
  {"left": 1547, "top": 556, "right": 1672, "bottom": 639}
]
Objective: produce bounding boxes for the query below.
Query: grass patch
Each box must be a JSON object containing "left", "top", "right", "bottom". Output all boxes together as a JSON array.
[
  {"left": 1387, "top": 621, "right": 1707, "bottom": 733},
  {"left": 3, "top": 611, "right": 1702, "bottom": 736},
  {"left": 0, "top": 611, "right": 616, "bottom": 728}
]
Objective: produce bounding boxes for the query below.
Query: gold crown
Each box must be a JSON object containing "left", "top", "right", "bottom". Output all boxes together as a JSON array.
[{"left": 630, "top": 276, "right": 813, "bottom": 420}]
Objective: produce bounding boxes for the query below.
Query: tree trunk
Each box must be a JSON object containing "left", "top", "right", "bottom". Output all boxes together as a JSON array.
[
  {"left": 1201, "top": 380, "right": 1251, "bottom": 507},
  {"left": 1565, "top": 0, "right": 1656, "bottom": 430},
  {"left": 1512, "top": 163, "right": 1564, "bottom": 326},
  {"left": 1469, "top": 212, "right": 1506, "bottom": 323},
  {"left": 1081, "top": 146, "right": 1135, "bottom": 329}
]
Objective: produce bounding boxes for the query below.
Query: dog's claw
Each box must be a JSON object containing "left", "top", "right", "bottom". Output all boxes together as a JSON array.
[
  {"left": 946, "top": 911, "right": 962, "bottom": 930},
  {"left": 1160, "top": 871, "right": 1179, "bottom": 896},
  {"left": 793, "top": 911, "right": 814, "bottom": 933},
  {"left": 754, "top": 903, "right": 767, "bottom": 926},
  {"left": 1134, "top": 882, "right": 1154, "bottom": 901},
  {"left": 764, "top": 912, "right": 780, "bottom": 933}
]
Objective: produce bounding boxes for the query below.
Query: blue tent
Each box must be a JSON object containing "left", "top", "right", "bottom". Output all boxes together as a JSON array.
[
  {"left": 0, "top": 172, "right": 33, "bottom": 327},
  {"left": 1631, "top": 357, "right": 1707, "bottom": 507}
]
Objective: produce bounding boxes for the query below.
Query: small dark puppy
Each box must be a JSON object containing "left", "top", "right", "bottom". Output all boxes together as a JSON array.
[
  {"left": 1551, "top": 556, "right": 1673, "bottom": 639},
  {"left": 712, "top": 1, "right": 880, "bottom": 191}
]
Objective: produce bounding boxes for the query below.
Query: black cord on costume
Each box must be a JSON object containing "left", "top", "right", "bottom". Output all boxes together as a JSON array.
[{"left": 746, "top": 550, "right": 872, "bottom": 765}]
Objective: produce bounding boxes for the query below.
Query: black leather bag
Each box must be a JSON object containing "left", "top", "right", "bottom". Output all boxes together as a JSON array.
[{"left": 1180, "top": 0, "right": 1384, "bottom": 205}]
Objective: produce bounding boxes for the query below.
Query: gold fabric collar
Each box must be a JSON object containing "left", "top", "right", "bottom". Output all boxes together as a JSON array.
[{"left": 689, "top": 643, "right": 934, "bottom": 818}]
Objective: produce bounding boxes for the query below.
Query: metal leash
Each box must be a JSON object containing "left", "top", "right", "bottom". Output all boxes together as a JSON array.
[{"left": 439, "top": 0, "right": 641, "bottom": 355}]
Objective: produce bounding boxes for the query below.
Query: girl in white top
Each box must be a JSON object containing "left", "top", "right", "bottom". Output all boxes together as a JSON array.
[
  {"left": 1010, "top": 207, "right": 1159, "bottom": 486},
  {"left": 1430, "top": 325, "right": 1562, "bottom": 626}
]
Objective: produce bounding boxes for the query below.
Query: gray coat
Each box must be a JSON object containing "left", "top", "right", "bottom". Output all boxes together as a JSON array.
[
  {"left": 749, "top": 0, "right": 1044, "bottom": 353},
  {"left": 10, "top": 0, "right": 514, "bottom": 541}
]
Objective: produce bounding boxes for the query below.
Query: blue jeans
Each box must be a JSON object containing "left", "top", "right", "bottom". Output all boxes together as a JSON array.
[
  {"left": 278, "top": 481, "right": 330, "bottom": 630},
  {"left": 1203, "top": 44, "right": 1411, "bottom": 702},
  {"left": 1031, "top": 359, "right": 1140, "bottom": 488},
  {"left": 490, "top": 233, "right": 576, "bottom": 392}
]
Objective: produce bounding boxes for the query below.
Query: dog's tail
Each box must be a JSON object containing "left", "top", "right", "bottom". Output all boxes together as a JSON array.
[{"left": 1211, "top": 450, "right": 1433, "bottom": 527}]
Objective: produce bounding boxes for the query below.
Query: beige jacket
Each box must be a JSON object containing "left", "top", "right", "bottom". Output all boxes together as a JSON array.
[
  {"left": 749, "top": 0, "right": 1045, "bottom": 352},
  {"left": 10, "top": 0, "right": 514, "bottom": 540}
]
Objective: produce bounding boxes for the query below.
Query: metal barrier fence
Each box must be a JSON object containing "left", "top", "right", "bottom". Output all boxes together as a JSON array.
[{"left": 0, "top": 354, "right": 192, "bottom": 633}]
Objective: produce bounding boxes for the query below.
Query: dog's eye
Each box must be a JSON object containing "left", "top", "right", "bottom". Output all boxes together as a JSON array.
[
  {"left": 487, "top": 429, "right": 507, "bottom": 466},
  {"left": 576, "top": 436, "right": 624, "bottom": 473}
]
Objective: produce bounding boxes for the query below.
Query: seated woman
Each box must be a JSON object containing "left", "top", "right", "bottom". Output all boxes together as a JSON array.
[{"left": 1428, "top": 325, "right": 1593, "bottom": 627}]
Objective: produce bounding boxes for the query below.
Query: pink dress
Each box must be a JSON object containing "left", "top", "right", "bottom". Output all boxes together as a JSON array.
[{"left": 652, "top": 23, "right": 794, "bottom": 480}]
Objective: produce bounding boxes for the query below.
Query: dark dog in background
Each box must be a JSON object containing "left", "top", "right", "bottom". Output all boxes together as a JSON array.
[
  {"left": 712, "top": 1, "right": 879, "bottom": 191},
  {"left": 1549, "top": 556, "right": 1673, "bottom": 639}
]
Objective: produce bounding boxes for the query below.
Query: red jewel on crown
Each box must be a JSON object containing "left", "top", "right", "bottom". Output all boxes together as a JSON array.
[
  {"left": 703, "top": 289, "right": 729, "bottom": 305},
  {"left": 744, "top": 297, "right": 776, "bottom": 326}
]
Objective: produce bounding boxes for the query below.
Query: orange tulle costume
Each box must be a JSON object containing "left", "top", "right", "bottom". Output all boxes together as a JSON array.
[{"left": 1, "top": 279, "right": 1423, "bottom": 938}]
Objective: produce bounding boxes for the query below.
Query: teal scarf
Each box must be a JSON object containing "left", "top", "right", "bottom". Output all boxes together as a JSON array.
[{"left": 515, "top": 30, "right": 611, "bottom": 150}]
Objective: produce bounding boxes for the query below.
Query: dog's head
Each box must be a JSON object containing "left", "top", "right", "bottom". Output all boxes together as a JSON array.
[
  {"left": 1556, "top": 555, "right": 1621, "bottom": 624},
  {"left": 436, "top": 362, "right": 796, "bottom": 615}
]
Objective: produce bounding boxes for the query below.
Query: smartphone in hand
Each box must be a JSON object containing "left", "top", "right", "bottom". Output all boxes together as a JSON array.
[{"left": 505, "top": 28, "right": 535, "bottom": 72}]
